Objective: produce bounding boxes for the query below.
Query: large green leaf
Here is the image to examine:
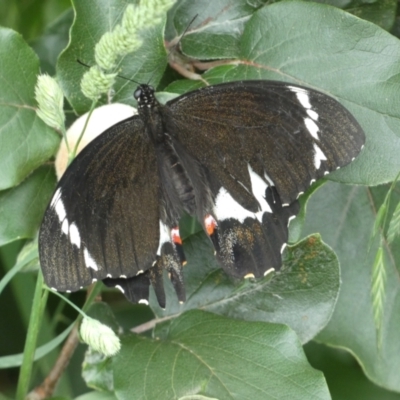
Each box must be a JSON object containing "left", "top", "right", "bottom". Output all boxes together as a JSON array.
[
  {"left": 166, "top": 0, "right": 267, "bottom": 59},
  {"left": 302, "top": 182, "right": 400, "bottom": 392},
  {"left": 0, "top": 166, "right": 56, "bottom": 246},
  {"left": 146, "top": 233, "right": 339, "bottom": 344},
  {"left": 30, "top": 9, "right": 74, "bottom": 75},
  {"left": 305, "top": 342, "right": 400, "bottom": 400},
  {"left": 0, "top": 27, "right": 60, "bottom": 190},
  {"left": 114, "top": 310, "right": 330, "bottom": 400}
]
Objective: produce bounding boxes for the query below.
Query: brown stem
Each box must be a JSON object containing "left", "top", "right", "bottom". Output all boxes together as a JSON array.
[
  {"left": 131, "top": 314, "right": 178, "bottom": 334},
  {"left": 28, "top": 325, "right": 80, "bottom": 400}
]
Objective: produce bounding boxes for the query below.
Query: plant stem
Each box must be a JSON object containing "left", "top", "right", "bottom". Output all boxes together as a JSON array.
[{"left": 16, "top": 272, "right": 48, "bottom": 400}]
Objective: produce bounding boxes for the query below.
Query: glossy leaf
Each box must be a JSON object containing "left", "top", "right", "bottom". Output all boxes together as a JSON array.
[
  {"left": 0, "top": 166, "right": 56, "bottom": 246},
  {"left": 302, "top": 182, "right": 400, "bottom": 392},
  {"left": 148, "top": 233, "right": 339, "bottom": 344},
  {"left": 114, "top": 310, "right": 330, "bottom": 400},
  {"left": 0, "top": 27, "right": 60, "bottom": 190},
  {"left": 30, "top": 9, "right": 74, "bottom": 75}
]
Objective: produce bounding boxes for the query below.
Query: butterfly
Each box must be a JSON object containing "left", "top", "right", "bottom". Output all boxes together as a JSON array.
[{"left": 39, "top": 80, "right": 365, "bottom": 308}]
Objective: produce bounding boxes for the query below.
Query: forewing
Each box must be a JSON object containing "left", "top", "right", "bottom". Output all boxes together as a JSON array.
[
  {"left": 39, "top": 117, "right": 160, "bottom": 292},
  {"left": 166, "top": 80, "right": 365, "bottom": 206}
]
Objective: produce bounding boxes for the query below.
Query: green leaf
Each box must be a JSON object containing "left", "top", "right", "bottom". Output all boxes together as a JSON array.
[
  {"left": 0, "top": 165, "right": 56, "bottom": 246},
  {"left": 30, "top": 9, "right": 74, "bottom": 75},
  {"left": 302, "top": 182, "right": 400, "bottom": 391},
  {"left": 0, "top": 27, "right": 60, "bottom": 190},
  {"left": 82, "top": 348, "right": 114, "bottom": 393},
  {"left": 57, "top": 0, "right": 168, "bottom": 114},
  {"left": 148, "top": 233, "right": 339, "bottom": 344},
  {"left": 348, "top": 0, "right": 397, "bottom": 31},
  {"left": 166, "top": 0, "right": 265, "bottom": 59},
  {"left": 114, "top": 310, "right": 330, "bottom": 400},
  {"left": 305, "top": 341, "right": 400, "bottom": 400},
  {"left": 0, "top": 237, "right": 39, "bottom": 297},
  {"left": 75, "top": 392, "right": 118, "bottom": 400}
]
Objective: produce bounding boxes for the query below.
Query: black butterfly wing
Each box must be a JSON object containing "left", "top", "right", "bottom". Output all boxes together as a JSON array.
[
  {"left": 163, "top": 80, "right": 364, "bottom": 278},
  {"left": 39, "top": 117, "right": 160, "bottom": 294},
  {"left": 166, "top": 80, "right": 365, "bottom": 206}
]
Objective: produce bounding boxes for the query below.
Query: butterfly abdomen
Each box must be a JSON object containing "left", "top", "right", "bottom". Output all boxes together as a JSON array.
[{"left": 158, "top": 137, "right": 197, "bottom": 217}]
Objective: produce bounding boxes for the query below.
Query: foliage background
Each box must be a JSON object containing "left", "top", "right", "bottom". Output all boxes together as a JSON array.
[{"left": 1, "top": 0, "right": 400, "bottom": 399}]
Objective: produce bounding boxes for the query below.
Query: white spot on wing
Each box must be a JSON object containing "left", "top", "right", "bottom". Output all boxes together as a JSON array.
[
  {"left": 263, "top": 171, "right": 275, "bottom": 186},
  {"left": 139, "top": 299, "right": 149, "bottom": 305},
  {"left": 157, "top": 220, "right": 170, "bottom": 256},
  {"left": 247, "top": 164, "right": 272, "bottom": 215},
  {"left": 280, "top": 243, "right": 287, "bottom": 254},
  {"left": 263, "top": 268, "right": 275, "bottom": 277},
  {"left": 69, "top": 222, "right": 81, "bottom": 248},
  {"left": 115, "top": 285, "right": 125, "bottom": 293},
  {"left": 306, "top": 109, "right": 319, "bottom": 121},
  {"left": 214, "top": 187, "right": 257, "bottom": 223},
  {"left": 50, "top": 188, "right": 62, "bottom": 207},
  {"left": 313, "top": 143, "right": 327, "bottom": 169},
  {"left": 304, "top": 117, "right": 320, "bottom": 140},
  {"left": 54, "top": 197, "right": 67, "bottom": 222},
  {"left": 61, "top": 219, "right": 69, "bottom": 235},
  {"left": 289, "top": 86, "right": 321, "bottom": 138},
  {"left": 83, "top": 247, "right": 99, "bottom": 271},
  {"left": 288, "top": 86, "right": 311, "bottom": 105},
  {"left": 295, "top": 91, "right": 312, "bottom": 109}
]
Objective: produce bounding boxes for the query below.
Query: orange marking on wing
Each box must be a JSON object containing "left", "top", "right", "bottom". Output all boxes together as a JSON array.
[
  {"left": 171, "top": 227, "right": 182, "bottom": 245},
  {"left": 204, "top": 214, "right": 218, "bottom": 235}
]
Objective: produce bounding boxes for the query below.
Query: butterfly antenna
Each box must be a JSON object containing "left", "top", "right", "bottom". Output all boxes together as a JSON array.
[
  {"left": 166, "top": 14, "right": 198, "bottom": 55},
  {"left": 145, "top": 16, "right": 199, "bottom": 86},
  {"left": 77, "top": 59, "right": 141, "bottom": 85}
]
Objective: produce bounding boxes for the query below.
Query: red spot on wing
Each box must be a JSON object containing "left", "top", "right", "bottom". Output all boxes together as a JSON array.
[
  {"left": 171, "top": 227, "right": 182, "bottom": 245},
  {"left": 204, "top": 214, "right": 218, "bottom": 236}
]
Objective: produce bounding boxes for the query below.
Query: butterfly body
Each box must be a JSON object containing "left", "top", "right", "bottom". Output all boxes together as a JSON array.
[{"left": 39, "top": 80, "right": 365, "bottom": 307}]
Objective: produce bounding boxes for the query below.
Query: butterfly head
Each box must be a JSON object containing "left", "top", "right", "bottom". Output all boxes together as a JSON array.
[{"left": 134, "top": 84, "right": 157, "bottom": 110}]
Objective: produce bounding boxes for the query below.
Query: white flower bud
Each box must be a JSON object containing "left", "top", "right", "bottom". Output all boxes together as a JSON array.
[
  {"left": 80, "top": 66, "right": 117, "bottom": 101},
  {"left": 95, "top": 31, "right": 119, "bottom": 71},
  {"left": 35, "top": 74, "right": 65, "bottom": 131},
  {"left": 80, "top": 317, "right": 121, "bottom": 357}
]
